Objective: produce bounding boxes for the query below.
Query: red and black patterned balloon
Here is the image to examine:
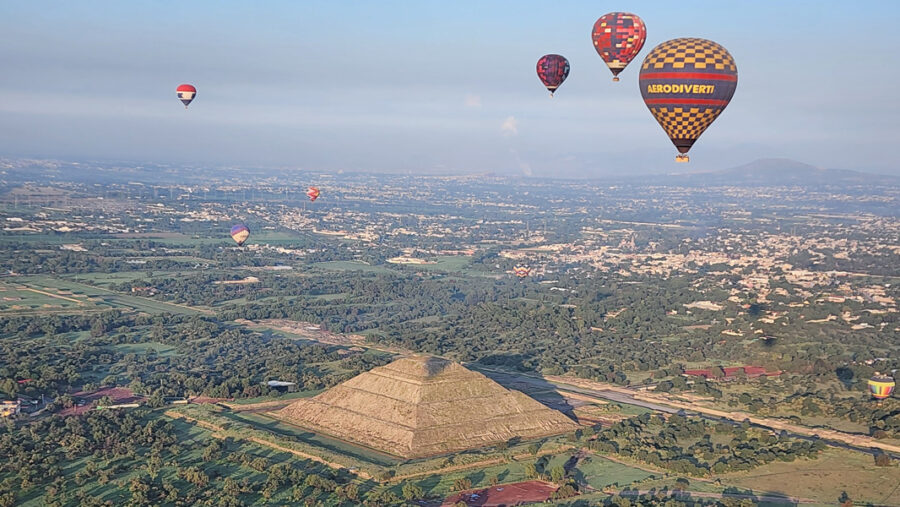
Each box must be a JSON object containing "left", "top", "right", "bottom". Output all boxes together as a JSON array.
[
  {"left": 592, "top": 12, "right": 647, "bottom": 82},
  {"left": 536, "top": 54, "right": 570, "bottom": 97}
]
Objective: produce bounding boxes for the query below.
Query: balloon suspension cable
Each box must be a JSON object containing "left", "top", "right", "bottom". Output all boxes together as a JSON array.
[{"left": 675, "top": 154, "right": 690, "bottom": 163}]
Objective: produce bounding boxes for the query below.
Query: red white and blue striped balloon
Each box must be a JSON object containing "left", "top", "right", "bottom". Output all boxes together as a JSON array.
[{"left": 176, "top": 84, "right": 197, "bottom": 109}]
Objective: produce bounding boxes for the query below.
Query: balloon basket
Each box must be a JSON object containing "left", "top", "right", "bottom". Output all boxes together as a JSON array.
[
  {"left": 675, "top": 154, "right": 689, "bottom": 163},
  {"left": 612, "top": 77, "right": 620, "bottom": 82}
]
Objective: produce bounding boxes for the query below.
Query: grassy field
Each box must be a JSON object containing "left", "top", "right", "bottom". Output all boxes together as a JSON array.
[
  {"left": 307, "top": 292, "right": 349, "bottom": 302},
  {"left": 389, "top": 449, "right": 657, "bottom": 500},
  {"left": 112, "top": 342, "right": 178, "bottom": 356},
  {"left": 16, "top": 414, "right": 356, "bottom": 507},
  {"left": 7, "top": 275, "right": 208, "bottom": 315},
  {"left": 573, "top": 453, "right": 657, "bottom": 491},
  {"left": 310, "top": 260, "right": 398, "bottom": 274},
  {"left": 0, "top": 280, "right": 92, "bottom": 312},
  {"left": 227, "top": 390, "right": 324, "bottom": 405},
  {"left": 397, "top": 460, "right": 532, "bottom": 498},
  {"left": 403, "top": 256, "right": 472, "bottom": 273},
  {"left": 721, "top": 448, "right": 900, "bottom": 506},
  {"left": 218, "top": 411, "right": 401, "bottom": 467},
  {"left": 59, "top": 271, "right": 174, "bottom": 288}
]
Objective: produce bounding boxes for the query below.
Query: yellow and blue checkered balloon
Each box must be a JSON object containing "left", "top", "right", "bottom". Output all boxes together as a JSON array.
[{"left": 639, "top": 38, "right": 737, "bottom": 162}]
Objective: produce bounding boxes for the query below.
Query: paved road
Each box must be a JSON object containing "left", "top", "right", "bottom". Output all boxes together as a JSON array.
[
  {"left": 474, "top": 366, "right": 900, "bottom": 459},
  {"left": 475, "top": 367, "right": 678, "bottom": 414}
]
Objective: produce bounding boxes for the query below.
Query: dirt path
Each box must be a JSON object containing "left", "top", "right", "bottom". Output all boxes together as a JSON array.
[
  {"left": 537, "top": 373, "right": 900, "bottom": 456},
  {"left": 21, "top": 287, "right": 84, "bottom": 304},
  {"left": 236, "top": 318, "right": 409, "bottom": 355},
  {"left": 222, "top": 400, "right": 293, "bottom": 412},
  {"left": 165, "top": 410, "right": 226, "bottom": 433},
  {"left": 60, "top": 278, "right": 215, "bottom": 315},
  {"left": 628, "top": 391, "right": 900, "bottom": 455}
]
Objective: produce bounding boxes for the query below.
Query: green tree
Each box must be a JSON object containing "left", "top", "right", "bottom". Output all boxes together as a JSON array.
[
  {"left": 452, "top": 477, "right": 472, "bottom": 491},
  {"left": 550, "top": 466, "right": 566, "bottom": 483},
  {"left": 401, "top": 482, "right": 424, "bottom": 501}
]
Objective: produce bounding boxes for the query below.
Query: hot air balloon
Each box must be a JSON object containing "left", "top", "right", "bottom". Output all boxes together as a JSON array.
[
  {"left": 536, "top": 54, "right": 570, "bottom": 96},
  {"left": 869, "top": 374, "right": 895, "bottom": 401},
  {"left": 592, "top": 12, "right": 647, "bottom": 82},
  {"left": 513, "top": 265, "right": 531, "bottom": 278},
  {"left": 306, "top": 187, "right": 320, "bottom": 202},
  {"left": 176, "top": 84, "right": 197, "bottom": 109},
  {"left": 639, "top": 38, "right": 737, "bottom": 162},
  {"left": 230, "top": 224, "right": 250, "bottom": 246}
]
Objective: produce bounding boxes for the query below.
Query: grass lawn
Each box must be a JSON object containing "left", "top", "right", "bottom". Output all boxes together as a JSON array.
[
  {"left": 311, "top": 260, "right": 398, "bottom": 274},
  {"left": 227, "top": 390, "right": 324, "bottom": 405},
  {"left": 60, "top": 271, "right": 170, "bottom": 288},
  {"left": 219, "top": 411, "right": 401, "bottom": 467},
  {"left": 14, "top": 414, "right": 355, "bottom": 507},
  {"left": 0, "top": 280, "right": 94, "bottom": 312},
  {"left": 8, "top": 275, "right": 207, "bottom": 315},
  {"left": 720, "top": 448, "right": 900, "bottom": 506},
  {"left": 307, "top": 292, "right": 349, "bottom": 302},
  {"left": 574, "top": 454, "right": 657, "bottom": 490},
  {"left": 399, "top": 460, "right": 531, "bottom": 498},
  {"left": 405, "top": 256, "right": 471, "bottom": 273},
  {"left": 112, "top": 342, "right": 178, "bottom": 357}
]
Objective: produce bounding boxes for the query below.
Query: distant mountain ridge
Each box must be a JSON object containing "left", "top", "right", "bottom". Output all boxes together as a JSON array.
[{"left": 666, "top": 158, "right": 900, "bottom": 187}]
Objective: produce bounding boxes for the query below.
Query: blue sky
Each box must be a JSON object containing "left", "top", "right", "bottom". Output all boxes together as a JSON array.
[{"left": 1, "top": 1, "right": 898, "bottom": 177}]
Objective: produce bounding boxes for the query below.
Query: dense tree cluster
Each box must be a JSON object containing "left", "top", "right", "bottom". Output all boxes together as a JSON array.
[
  {"left": 0, "top": 312, "right": 390, "bottom": 403},
  {"left": 0, "top": 407, "right": 367, "bottom": 506},
  {"left": 587, "top": 414, "right": 826, "bottom": 476}
]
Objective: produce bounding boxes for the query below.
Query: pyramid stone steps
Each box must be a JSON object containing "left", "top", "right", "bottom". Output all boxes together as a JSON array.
[{"left": 276, "top": 355, "right": 578, "bottom": 458}]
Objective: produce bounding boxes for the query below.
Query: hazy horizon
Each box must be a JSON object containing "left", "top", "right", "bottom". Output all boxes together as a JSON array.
[{"left": 2, "top": 1, "right": 899, "bottom": 177}]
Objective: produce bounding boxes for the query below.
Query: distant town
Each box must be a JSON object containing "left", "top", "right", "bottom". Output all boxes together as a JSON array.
[{"left": 0, "top": 157, "right": 897, "bottom": 506}]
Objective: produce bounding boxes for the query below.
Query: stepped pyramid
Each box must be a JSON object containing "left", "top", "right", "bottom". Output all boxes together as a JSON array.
[{"left": 276, "top": 355, "right": 578, "bottom": 458}]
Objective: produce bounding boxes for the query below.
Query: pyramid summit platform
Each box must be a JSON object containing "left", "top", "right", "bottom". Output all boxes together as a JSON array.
[{"left": 276, "top": 355, "right": 578, "bottom": 458}]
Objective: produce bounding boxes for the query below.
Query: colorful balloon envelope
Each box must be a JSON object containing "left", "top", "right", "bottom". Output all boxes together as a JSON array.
[
  {"left": 176, "top": 84, "right": 197, "bottom": 109},
  {"left": 868, "top": 374, "right": 895, "bottom": 400},
  {"left": 639, "top": 38, "right": 738, "bottom": 162},
  {"left": 306, "top": 186, "right": 320, "bottom": 202},
  {"left": 230, "top": 224, "right": 250, "bottom": 246},
  {"left": 513, "top": 265, "right": 531, "bottom": 278},
  {"left": 536, "top": 54, "right": 570, "bottom": 96},
  {"left": 592, "top": 12, "right": 647, "bottom": 82}
]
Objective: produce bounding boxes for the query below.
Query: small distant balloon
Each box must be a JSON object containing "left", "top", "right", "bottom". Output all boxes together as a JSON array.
[
  {"left": 513, "top": 265, "right": 531, "bottom": 278},
  {"left": 176, "top": 84, "right": 197, "bottom": 109},
  {"left": 230, "top": 224, "right": 250, "bottom": 246},
  {"left": 307, "top": 187, "right": 320, "bottom": 202},
  {"left": 869, "top": 374, "right": 895, "bottom": 400},
  {"left": 592, "top": 12, "right": 647, "bottom": 82},
  {"left": 639, "top": 38, "right": 738, "bottom": 162},
  {"left": 536, "top": 54, "right": 570, "bottom": 97}
]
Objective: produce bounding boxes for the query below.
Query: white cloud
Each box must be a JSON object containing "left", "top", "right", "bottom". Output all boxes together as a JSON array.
[
  {"left": 464, "top": 94, "right": 481, "bottom": 108},
  {"left": 500, "top": 116, "right": 518, "bottom": 136}
]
